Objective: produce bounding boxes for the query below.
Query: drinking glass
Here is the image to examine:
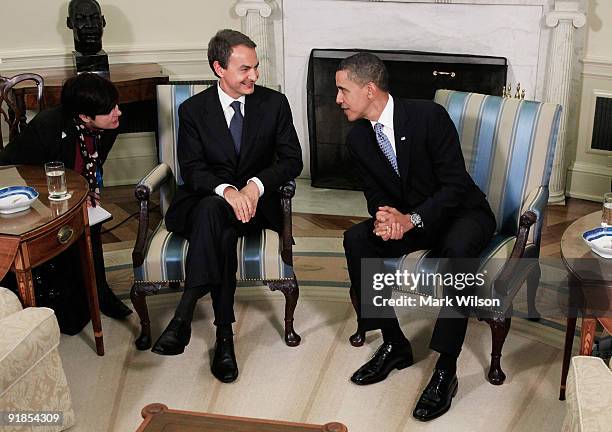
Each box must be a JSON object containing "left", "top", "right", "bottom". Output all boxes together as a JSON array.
[
  {"left": 44, "top": 161, "right": 67, "bottom": 199},
  {"left": 602, "top": 192, "right": 612, "bottom": 226}
]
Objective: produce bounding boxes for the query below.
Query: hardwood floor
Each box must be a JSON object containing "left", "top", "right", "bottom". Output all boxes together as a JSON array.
[{"left": 100, "top": 184, "right": 600, "bottom": 251}]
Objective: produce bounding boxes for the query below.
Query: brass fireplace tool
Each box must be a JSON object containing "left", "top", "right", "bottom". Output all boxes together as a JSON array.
[{"left": 502, "top": 83, "right": 526, "bottom": 100}]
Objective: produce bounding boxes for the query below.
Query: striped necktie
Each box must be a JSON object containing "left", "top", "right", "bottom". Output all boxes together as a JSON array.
[
  {"left": 374, "top": 122, "right": 399, "bottom": 175},
  {"left": 229, "top": 100, "right": 243, "bottom": 154}
]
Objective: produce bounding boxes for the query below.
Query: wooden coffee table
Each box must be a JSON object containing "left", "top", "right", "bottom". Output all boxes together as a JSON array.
[
  {"left": 0, "top": 165, "right": 103, "bottom": 355},
  {"left": 559, "top": 211, "right": 612, "bottom": 400},
  {"left": 136, "top": 404, "right": 348, "bottom": 432}
]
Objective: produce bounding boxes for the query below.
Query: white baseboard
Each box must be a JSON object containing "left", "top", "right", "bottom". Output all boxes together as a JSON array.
[{"left": 566, "top": 161, "right": 612, "bottom": 202}]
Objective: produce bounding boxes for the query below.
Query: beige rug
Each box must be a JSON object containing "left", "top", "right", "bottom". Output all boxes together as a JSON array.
[{"left": 58, "top": 287, "right": 569, "bottom": 432}]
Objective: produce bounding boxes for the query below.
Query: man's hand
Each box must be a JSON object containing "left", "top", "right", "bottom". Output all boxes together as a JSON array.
[
  {"left": 223, "top": 187, "right": 253, "bottom": 223},
  {"left": 239, "top": 181, "right": 260, "bottom": 218},
  {"left": 373, "top": 206, "right": 414, "bottom": 240}
]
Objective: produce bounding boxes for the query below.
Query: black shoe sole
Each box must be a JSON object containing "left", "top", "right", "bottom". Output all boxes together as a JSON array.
[
  {"left": 413, "top": 380, "right": 459, "bottom": 422},
  {"left": 350, "top": 357, "right": 414, "bottom": 385}
]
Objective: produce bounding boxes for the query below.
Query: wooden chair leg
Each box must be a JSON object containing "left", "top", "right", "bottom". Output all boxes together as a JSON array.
[
  {"left": 526, "top": 264, "right": 542, "bottom": 321},
  {"left": 130, "top": 283, "right": 159, "bottom": 351},
  {"left": 268, "top": 278, "right": 301, "bottom": 347},
  {"left": 484, "top": 316, "right": 512, "bottom": 385},
  {"left": 349, "top": 286, "right": 365, "bottom": 347}
]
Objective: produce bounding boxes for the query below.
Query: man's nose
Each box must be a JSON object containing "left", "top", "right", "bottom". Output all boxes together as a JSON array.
[
  {"left": 335, "top": 90, "right": 342, "bottom": 105},
  {"left": 249, "top": 68, "right": 259, "bottom": 82}
]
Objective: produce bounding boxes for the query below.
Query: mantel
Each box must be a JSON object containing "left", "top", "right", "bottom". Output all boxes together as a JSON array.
[{"left": 332, "top": 0, "right": 549, "bottom": 6}]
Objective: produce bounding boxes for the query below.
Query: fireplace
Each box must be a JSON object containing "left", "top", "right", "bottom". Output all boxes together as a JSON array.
[{"left": 307, "top": 49, "right": 507, "bottom": 190}]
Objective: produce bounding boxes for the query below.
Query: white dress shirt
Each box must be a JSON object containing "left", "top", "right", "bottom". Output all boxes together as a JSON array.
[
  {"left": 214, "top": 83, "right": 265, "bottom": 198},
  {"left": 370, "top": 94, "right": 396, "bottom": 156}
]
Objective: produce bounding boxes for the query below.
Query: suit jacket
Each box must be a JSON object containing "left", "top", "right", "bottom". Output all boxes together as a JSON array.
[
  {"left": 0, "top": 106, "right": 118, "bottom": 170},
  {"left": 346, "top": 97, "right": 490, "bottom": 234},
  {"left": 165, "top": 84, "right": 303, "bottom": 234}
]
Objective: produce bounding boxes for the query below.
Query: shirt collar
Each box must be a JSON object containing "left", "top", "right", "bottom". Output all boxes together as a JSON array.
[
  {"left": 370, "top": 94, "right": 394, "bottom": 131},
  {"left": 217, "top": 82, "right": 246, "bottom": 110}
]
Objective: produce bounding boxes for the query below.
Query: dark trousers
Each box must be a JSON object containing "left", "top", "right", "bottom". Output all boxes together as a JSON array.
[
  {"left": 344, "top": 206, "right": 495, "bottom": 357},
  {"left": 181, "top": 195, "right": 265, "bottom": 326}
]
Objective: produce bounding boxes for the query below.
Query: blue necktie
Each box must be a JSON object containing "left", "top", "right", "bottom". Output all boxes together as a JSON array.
[
  {"left": 374, "top": 122, "right": 399, "bottom": 175},
  {"left": 229, "top": 100, "right": 243, "bottom": 154}
]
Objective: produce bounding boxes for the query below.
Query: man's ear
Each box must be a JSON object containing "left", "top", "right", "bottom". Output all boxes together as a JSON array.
[
  {"left": 213, "top": 60, "right": 225, "bottom": 78},
  {"left": 367, "top": 82, "right": 376, "bottom": 98},
  {"left": 67, "top": 17, "right": 73, "bottom": 29},
  {"left": 78, "top": 114, "right": 94, "bottom": 125}
]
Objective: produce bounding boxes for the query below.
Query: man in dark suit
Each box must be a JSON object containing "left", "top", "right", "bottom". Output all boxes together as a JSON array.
[
  {"left": 151, "top": 29, "right": 303, "bottom": 383},
  {"left": 336, "top": 53, "right": 496, "bottom": 421}
]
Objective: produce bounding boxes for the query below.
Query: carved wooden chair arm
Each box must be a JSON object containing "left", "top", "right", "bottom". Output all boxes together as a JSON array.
[
  {"left": 279, "top": 180, "right": 296, "bottom": 266},
  {"left": 492, "top": 210, "right": 538, "bottom": 297},
  {"left": 132, "top": 163, "right": 173, "bottom": 267}
]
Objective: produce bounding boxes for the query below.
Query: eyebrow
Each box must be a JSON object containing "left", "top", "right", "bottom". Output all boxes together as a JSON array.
[{"left": 241, "top": 62, "right": 260, "bottom": 69}]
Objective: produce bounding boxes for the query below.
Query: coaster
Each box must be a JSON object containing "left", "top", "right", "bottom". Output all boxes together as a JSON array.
[{"left": 48, "top": 193, "right": 72, "bottom": 201}]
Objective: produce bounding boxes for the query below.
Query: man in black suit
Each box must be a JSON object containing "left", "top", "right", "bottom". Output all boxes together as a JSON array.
[
  {"left": 336, "top": 53, "right": 496, "bottom": 421},
  {"left": 151, "top": 29, "right": 303, "bottom": 383}
]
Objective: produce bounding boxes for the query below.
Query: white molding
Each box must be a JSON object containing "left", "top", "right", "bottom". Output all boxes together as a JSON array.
[
  {"left": 569, "top": 161, "right": 612, "bottom": 177},
  {"left": 582, "top": 57, "right": 612, "bottom": 80},
  {"left": 566, "top": 161, "right": 612, "bottom": 202},
  {"left": 0, "top": 43, "right": 209, "bottom": 77},
  {"left": 354, "top": 0, "right": 548, "bottom": 5}
]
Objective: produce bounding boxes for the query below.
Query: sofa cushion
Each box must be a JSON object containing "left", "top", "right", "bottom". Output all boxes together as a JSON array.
[
  {"left": 0, "top": 287, "right": 22, "bottom": 320},
  {"left": 0, "top": 307, "right": 60, "bottom": 396}
]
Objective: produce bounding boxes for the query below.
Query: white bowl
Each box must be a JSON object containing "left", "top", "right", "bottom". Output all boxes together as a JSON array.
[
  {"left": 582, "top": 226, "right": 612, "bottom": 259},
  {"left": 0, "top": 186, "right": 39, "bottom": 214}
]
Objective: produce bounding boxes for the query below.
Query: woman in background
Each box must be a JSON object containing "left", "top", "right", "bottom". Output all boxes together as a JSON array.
[{"left": 0, "top": 73, "right": 132, "bottom": 332}]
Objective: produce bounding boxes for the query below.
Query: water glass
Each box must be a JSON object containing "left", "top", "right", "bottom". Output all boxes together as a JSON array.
[
  {"left": 602, "top": 192, "right": 612, "bottom": 226},
  {"left": 44, "top": 161, "right": 67, "bottom": 198}
]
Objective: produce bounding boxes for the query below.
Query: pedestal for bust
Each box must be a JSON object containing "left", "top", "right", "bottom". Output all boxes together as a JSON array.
[{"left": 73, "top": 50, "right": 110, "bottom": 77}]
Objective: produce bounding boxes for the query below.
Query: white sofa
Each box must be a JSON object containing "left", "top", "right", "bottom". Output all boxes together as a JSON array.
[
  {"left": 562, "top": 355, "right": 612, "bottom": 432},
  {"left": 0, "top": 287, "right": 75, "bottom": 431}
]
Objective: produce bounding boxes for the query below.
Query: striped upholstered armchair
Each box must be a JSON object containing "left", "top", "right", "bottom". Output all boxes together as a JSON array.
[
  {"left": 130, "top": 83, "right": 300, "bottom": 351},
  {"left": 350, "top": 90, "right": 562, "bottom": 385}
]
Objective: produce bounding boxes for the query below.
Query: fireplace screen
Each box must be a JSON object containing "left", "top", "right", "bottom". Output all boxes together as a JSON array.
[{"left": 307, "top": 49, "right": 508, "bottom": 190}]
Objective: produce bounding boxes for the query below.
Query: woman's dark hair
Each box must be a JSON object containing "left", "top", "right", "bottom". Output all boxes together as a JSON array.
[
  {"left": 207, "top": 29, "right": 256, "bottom": 78},
  {"left": 61, "top": 73, "right": 118, "bottom": 118}
]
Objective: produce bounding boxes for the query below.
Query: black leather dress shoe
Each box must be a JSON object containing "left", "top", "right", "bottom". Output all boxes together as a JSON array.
[
  {"left": 211, "top": 336, "right": 238, "bottom": 383},
  {"left": 413, "top": 369, "right": 458, "bottom": 421},
  {"left": 350, "top": 341, "right": 413, "bottom": 385},
  {"left": 99, "top": 288, "right": 132, "bottom": 320},
  {"left": 151, "top": 318, "right": 191, "bottom": 356}
]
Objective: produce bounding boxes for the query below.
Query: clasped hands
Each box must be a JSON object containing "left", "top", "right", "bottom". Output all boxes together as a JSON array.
[
  {"left": 223, "top": 181, "right": 260, "bottom": 223},
  {"left": 373, "top": 206, "right": 414, "bottom": 241}
]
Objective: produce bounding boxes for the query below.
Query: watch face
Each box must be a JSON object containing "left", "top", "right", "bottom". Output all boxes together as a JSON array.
[{"left": 411, "top": 213, "right": 422, "bottom": 226}]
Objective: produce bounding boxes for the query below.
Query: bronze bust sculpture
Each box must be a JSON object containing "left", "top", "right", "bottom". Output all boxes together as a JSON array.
[{"left": 66, "top": 0, "right": 109, "bottom": 74}]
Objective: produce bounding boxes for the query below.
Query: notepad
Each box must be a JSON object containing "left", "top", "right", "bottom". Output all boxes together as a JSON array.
[{"left": 88, "top": 205, "right": 112, "bottom": 226}]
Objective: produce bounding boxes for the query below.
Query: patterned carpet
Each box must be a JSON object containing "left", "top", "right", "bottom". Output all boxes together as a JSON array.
[
  {"left": 59, "top": 289, "right": 569, "bottom": 432},
  {"left": 75, "top": 183, "right": 598, "bottom": 431},
  {"left": 55, "top": 233, "right": 574, "bottom": 432}
]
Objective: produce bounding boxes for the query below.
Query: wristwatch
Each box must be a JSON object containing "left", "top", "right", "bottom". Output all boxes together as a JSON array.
[{"left": 410, "top": 212, "right": 424, "bottom": 228}]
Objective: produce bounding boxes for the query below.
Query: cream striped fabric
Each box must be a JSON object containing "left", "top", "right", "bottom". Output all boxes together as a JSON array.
[
  {"left": 392, "top": 90, "right": 561, "bottom": 301},
  {"left": 133, "top": 222, "right": 293, "bottom": 283},
  {"left": 434, "top": 90, "right": 561, "bottom": 244}
]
